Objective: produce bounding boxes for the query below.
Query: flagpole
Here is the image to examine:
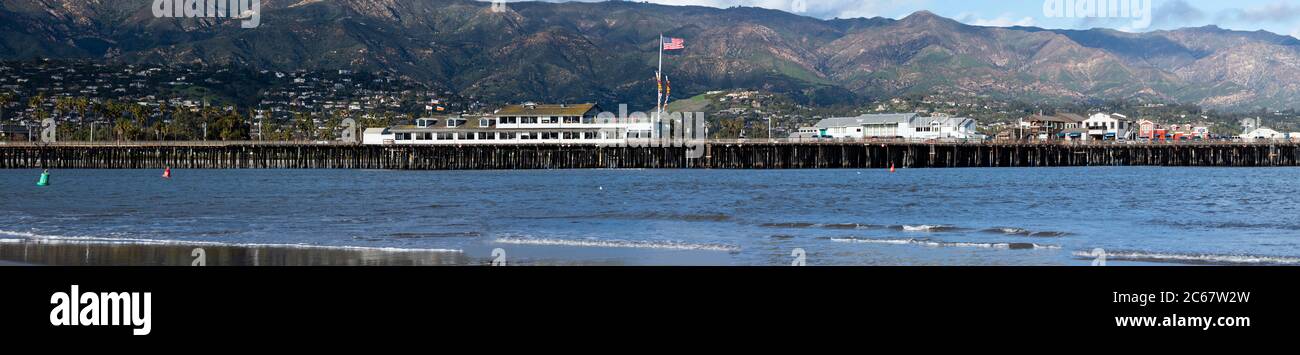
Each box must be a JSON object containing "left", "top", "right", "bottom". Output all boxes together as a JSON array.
[{"left": 657, "top": 33, "right": 665, "bottom": 140}]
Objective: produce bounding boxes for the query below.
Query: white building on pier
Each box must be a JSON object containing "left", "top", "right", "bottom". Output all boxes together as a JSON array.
[
  {"left": 363, "top": 103, "right": 655, "bottom": 145},
  {"left": 796, "top": 113, "right": 979, "bottom": 140}
]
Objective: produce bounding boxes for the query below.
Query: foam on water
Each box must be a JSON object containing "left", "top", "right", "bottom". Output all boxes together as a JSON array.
[
  {"left": 831, "top": 237, "right": 1059, "bottom": 250},
  {"left": 759, "top": 222, "right": 881, "bottom": 230},
  {"left": 981, "top": 227, "right": 1031, "bottom": 235},
  {"left": 494, "top": 236, "right": 740, "bottom": 252},
  {"left": 759, "top": 222, "right": 818, "bottom": 228},
  {"left": 1072, "top": 250, "right": 1300, "bottom": 265},
  {"left": 0, "top": 229, "right": 463, "bottom": 253},
  {"left": 896, "top": 224, "right": 961, "bottom": 232}
]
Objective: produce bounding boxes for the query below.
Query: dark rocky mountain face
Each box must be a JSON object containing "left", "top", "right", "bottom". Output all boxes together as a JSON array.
[{"left": 3, "top": 0, "right": 1299, "bottom": 111}]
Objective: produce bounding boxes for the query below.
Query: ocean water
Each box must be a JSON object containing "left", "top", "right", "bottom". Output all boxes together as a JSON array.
[{"left": 3, "top": 167, "right": 1300, "bottom": 266}]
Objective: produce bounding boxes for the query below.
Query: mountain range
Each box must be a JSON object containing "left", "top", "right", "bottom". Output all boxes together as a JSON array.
[{"left": 3, "top": 0, "right": 1300, "bottom": 111}]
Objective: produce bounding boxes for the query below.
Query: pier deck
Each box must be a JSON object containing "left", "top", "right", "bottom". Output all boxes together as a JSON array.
[{"left": 2, "top": 141, "right": 1298, "bottom": 169}]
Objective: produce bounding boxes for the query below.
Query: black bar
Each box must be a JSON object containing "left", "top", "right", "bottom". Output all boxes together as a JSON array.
[{"left": 0, "top": 267, "right": 1291, "bottom": 341}]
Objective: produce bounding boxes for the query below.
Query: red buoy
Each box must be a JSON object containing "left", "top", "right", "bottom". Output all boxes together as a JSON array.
[
  {"left": 889, "top": 163, "right": 896, "bottom": 173},
  {"left": 163, "top": 167, "right": 172, "bottom": 179}
]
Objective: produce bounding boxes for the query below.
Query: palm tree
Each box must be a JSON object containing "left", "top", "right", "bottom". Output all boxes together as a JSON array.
[
  {"left": 293, "top": 111, "right": 314, "bottom": 140},
  {"left": 28, "top": 93, "right": 46, "bottom": 118},
  {"left": 0, "top": 91, "right": 13, "bottom": 123},
  {"left": 74, "top": 97, "right": 90, "bottom": 123}
]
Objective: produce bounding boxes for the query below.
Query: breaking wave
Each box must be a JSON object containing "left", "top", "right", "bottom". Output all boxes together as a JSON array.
[
  {"left": 519, "top": 212, "right": 732, "bottom": 222},
  {"left": 759, "top": 222, "right": 883, "bottom": 230},
  {"left": 1028, "top": 231, "right": 1070, "bottom": 237},
  {"left": 760, "top": 222, "right": 818, "bottom": 228},
  {"left": 1072, "top": 250, "right": 1300, "bottom": 265},
  {"left": 979, "top": 228, "right": 1071, "bottom": 237},
  {"left": 0, "top": 230, "right": 463, "bottom": 253},
  {"left": 384, "top": 232, "right": 482, "bottom": 239},
  {"left": 494, "top": 236, "right": 740, "bottom": 252},
  {"left": 981, "top": 227, "right": 1031, "bottom": 235},
  {"left": 823, "top": 223, "right": 884, "bottom": 230},
  {"left": 894, "top": 224, "right": 962, "bottom": 232},
  {"left": 831, "top": 237, "right": 1059, "bottom": 250}
]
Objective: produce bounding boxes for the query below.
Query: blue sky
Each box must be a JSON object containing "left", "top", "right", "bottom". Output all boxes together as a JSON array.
[{"left": 512, "top": 0, "right": 1300, "bottom": 37}]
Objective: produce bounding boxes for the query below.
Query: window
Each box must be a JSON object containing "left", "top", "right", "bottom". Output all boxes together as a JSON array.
[
  {"left": 437, "top": 132, "right": 453, "bottom": 140},
  {"left": 480, "top": 118, "right": 495, "bottom": 127},
  {"left": 540, "top": 116, "right": 555, "bottom": 124},
  {"left": 479, "top": 132, "right": 494, "bottom": 140},
  {"left": 500, "top": 132, "right": 516, "bottom": 140},
  {"left": 521, "top": 117, "right": 538, "bottom": 124},
  {"left": 563, "top": 132, "right": 579, "bottom": 139},
  {"left": 563, "top": 116, "right": 580, "bottom": 124},
  {"left": 583, "top": 132, "right": 597, "bottom": 139}
]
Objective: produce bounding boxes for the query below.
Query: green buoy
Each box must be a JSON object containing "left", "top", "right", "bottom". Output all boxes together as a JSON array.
[{"left": 36, "top": 169, "right": 49, "bottom": 186}]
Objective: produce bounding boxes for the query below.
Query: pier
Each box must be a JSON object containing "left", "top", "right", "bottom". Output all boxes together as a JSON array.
[{"left": 2, "top": 141, "right": 1299, "bottom": 169}]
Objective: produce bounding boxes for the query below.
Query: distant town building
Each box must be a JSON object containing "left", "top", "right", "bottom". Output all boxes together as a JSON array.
[
  {"left": 1241, "top": 127, "right": 1285, "bottom": 142},
  {"left": 1020, "top": 113, "right": 1085, "bottom": 140},
  {"left": 1082, "top": 113, "right": 1133, "bottom": 140},
  {"left": 1136, "top": 119, "right": 1156, "bottom": 139}
]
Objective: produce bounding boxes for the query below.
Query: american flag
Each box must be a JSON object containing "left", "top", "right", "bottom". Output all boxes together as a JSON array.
[{"left": 662, "top": 37, "right": 684, "bottom": 50}]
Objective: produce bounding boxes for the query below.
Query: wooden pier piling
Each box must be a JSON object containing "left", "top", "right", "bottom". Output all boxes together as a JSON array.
[{"left": 2, "top": 142, "right": 1298, "bottom": 170}]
